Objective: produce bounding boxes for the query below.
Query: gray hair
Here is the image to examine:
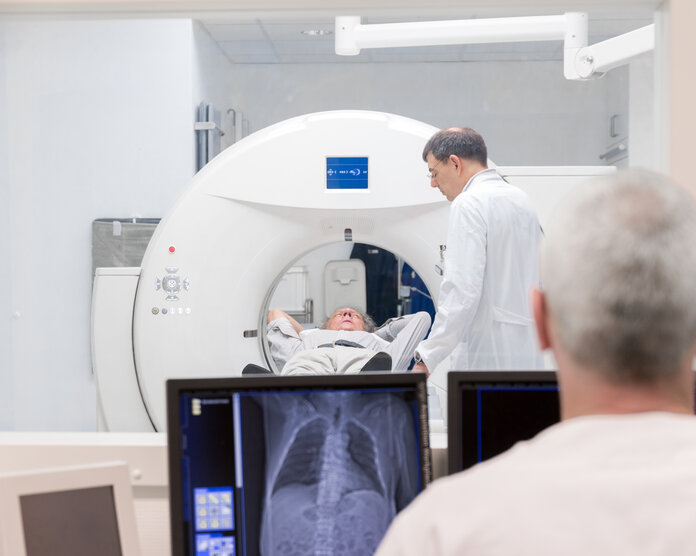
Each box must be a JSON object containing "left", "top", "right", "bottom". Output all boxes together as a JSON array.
[
  {"left": 422, "top": 127, "right": 488, "bottom": 167},
  {"left": 319, "top": 309, "right": 377, "bottom": 333},
  {"left": 541, "top": 169, "right": 696, "bottom": 384}
]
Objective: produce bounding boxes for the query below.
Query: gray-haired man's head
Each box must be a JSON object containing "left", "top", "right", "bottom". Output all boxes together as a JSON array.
[
  {"left": 321, "top": 307, "right": 377, "bottom": 333},
  {"left": 541, "top": 169, "right": 696, "bottom": 384}
]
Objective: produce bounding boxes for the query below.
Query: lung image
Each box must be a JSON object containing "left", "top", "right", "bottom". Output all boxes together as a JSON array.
[{"left": 250, "top": 391, "right": 420, "bottom": 556}]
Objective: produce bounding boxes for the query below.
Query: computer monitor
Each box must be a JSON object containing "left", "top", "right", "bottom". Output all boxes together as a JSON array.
[
  {"left": 0, "top": 461, "right": 141, "bottom": 556},
  {"left": 167, "top": 373, "right": 431, "bottom": 556},
  {"left": 447, "top": 370, "right": 560, "bottom": 475}
]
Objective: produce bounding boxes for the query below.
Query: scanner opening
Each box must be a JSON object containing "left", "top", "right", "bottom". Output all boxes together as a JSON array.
[{"left": 259, "top": 241, "right": 434, "bottom": 374}]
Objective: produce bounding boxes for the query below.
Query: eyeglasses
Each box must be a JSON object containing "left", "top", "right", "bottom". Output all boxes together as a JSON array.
[{"left": 427, "top": 159, "right": 445, "bottom": 179}]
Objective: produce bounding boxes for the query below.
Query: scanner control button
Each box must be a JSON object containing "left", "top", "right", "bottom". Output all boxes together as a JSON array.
[{"left": 163, "top": 274, "right": 181, "bottom": 294}]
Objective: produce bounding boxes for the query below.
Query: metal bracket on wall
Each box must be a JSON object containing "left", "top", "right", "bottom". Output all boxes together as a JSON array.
[
  {"left": 599, "top": 142, "right": 627, "bottom": 160},
  {"left": 194, "top": 121, "right": 225, "bottom": 136}
]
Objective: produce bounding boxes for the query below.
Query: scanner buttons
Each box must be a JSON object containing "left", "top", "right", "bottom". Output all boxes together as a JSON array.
[{"left": 155, "top": 267, "right": 190, "bottom": 301}]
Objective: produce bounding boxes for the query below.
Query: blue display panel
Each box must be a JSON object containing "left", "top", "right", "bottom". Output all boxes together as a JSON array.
[
  {"left": 194, "top": 487, "right": 234, "bottom": 532},
  {"left": 196, "top": 533, "right": 235, "bottom": 556},
  {"left": 326, "top": 156, "right": 368, "bottom": 189}
]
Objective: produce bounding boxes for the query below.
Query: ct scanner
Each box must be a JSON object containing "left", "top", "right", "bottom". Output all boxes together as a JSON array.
[{"left": 92, "top": 110, "right": 614, "bottom": 433}]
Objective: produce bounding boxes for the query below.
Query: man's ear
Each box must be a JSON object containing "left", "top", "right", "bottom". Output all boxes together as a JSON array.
[
  {"left": 449, "top": 154, "right": 462, "bottom": 172},
  {"left": 533, "top": 289, "right": 551, "bottom": 351}
]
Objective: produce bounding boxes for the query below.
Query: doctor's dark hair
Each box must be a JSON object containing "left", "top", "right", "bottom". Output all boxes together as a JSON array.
[
  {"left": 422, "top": 127, "right": 488, "bottom": 167},
  {"left": 541, "top": 169, "right": 696, "bottom": 384},
  {"left": 319, "top": 310, "right": 377, "bottom": 333}
]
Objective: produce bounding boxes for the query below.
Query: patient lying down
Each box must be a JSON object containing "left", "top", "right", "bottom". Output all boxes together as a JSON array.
[{"left": 266, "top": 307, "right": 431, "bottom": 375}]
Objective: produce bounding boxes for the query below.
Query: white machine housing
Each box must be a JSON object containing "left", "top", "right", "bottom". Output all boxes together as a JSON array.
[{"left": 91, "top": 110, "right": 614, "bottom": 432}]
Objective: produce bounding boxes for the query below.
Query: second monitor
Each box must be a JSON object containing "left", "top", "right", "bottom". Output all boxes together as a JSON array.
[{"left": 447, "top": 370, "right": 560, "bottom": 475}]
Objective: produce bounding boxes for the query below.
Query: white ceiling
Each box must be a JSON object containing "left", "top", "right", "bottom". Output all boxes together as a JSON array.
[
  {"left": 0, "top": 0, "right": 658, "bottom": 64},
  {"left": 198, "top": 7, "right": 656, "bottom": 64}
]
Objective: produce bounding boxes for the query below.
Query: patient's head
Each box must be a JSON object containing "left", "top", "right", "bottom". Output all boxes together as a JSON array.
[{"left": 323, "top": 308, "right": 376, "bottom": 332}]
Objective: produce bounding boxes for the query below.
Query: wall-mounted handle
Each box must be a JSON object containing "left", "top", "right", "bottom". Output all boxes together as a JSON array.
[{"left": 610, "top": 114, "right": 619, "bottom": 138}]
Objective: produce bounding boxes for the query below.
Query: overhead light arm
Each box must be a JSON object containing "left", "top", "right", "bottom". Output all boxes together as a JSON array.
[
  {"left": 573, "top": 24, "right": 655, "bottom": 79},
  {"left": 335, "top": 14, "right": 578, "bottom": 51},
  {"left": 335, "top": 13, "right": 653, "bottom": 80}
]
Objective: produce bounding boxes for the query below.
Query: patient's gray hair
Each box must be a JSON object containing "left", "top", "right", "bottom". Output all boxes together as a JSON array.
[
  {"left": 319, "top": 310, "right": 377, "bottom": 333},
  {"left": 541, "top": 169, "right": 696, "bottom": 384}
]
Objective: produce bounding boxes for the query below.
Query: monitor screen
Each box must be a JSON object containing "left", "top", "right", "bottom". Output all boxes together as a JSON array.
[
  {"left": 447, "top": 371, "right": 560, "bottom": 474},
  {"left": 0, "top": 461, "right": 141, "bottom": 556},
  {"left": 20, "top": 486, "right": 122, "bottom": 556},
  {"left": 326, "top": 156, "right": 369, "bottom": 189},
  {"left": 167, "top": 373, "right": 431, "bottom": 556}
]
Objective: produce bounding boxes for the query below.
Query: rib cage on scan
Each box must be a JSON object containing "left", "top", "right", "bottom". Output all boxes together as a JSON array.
[{"left": 259, "top": 392, "right": 418, "bottom": 555}]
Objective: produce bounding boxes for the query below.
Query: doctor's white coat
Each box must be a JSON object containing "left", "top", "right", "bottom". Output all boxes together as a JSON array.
[{"left": 417, "top": 169, "right": 544, "bottom": 372}]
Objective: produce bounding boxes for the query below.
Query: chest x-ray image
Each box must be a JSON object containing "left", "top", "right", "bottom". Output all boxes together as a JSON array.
[{"left": 239, "top": 390, "right": 422, "bottom": 556}]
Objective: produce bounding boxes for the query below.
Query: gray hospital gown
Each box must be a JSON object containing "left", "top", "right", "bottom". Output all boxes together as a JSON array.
[{"left": 267, "top": 312, "right": 431, "bottom": 374}]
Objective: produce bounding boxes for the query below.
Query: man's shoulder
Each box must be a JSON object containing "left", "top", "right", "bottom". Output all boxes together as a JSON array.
[
  {"left": 451, "top": 179, "right": 535, "bottom": 225},
  {"left": 380, "top": 463, "right": 513, "bottom": 551},
  {"left": 465, "top": 176, "right": 539, "bottom": 223},
  {"left": 456, "top": 173, "right": 519, "bottom": 203},
  {"left": 419, "top": 444, "right": 535, "bottom": 503}
]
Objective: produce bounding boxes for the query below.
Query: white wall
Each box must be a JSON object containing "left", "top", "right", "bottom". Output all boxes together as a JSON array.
[
  {"left": 0, "top": 27, "right": 11, "bottom": 430},
  {"left": 629, "top": 56, "right": 656, "bottom": 169},
  {"left": 224, "top": 61, "right": 616, "bottom": 166},
  {"left": 0, "top": 18, "right": 196, "bottom": 431}
]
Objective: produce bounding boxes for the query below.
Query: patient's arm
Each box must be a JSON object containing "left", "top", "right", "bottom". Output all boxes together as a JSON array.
[
  {"left": 268, "top": 308, "right": 304, "bottom": 335},
  {"left": 375, "top": 312, "right": 430, "bottom": 341},
  {"left": 379, "top": 312, "right": 432, "bottom": 371},
  {"left": 266, "top": 308, "right": 308, "bottom": 371}
]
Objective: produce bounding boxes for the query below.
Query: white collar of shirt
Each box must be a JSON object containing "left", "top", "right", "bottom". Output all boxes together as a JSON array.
[{"left": 462, "top": 167, "right": 498, "bottom": 194}]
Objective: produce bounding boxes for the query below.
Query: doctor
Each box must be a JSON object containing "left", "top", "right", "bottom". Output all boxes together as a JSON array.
[{"left": 413, "top": 127, "right": 543, "bottom": 375}]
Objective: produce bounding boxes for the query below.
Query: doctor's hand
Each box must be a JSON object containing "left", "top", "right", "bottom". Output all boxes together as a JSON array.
[{"left": 412, "top": 362, "right": 430, "bottom": 377}]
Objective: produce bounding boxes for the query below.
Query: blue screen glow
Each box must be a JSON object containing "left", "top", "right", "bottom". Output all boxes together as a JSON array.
[{"left": 326, "top": 157, "right": 368, "bottom": 189}]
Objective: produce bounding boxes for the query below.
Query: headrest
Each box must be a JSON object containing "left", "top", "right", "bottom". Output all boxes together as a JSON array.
[{"left": 323, "top": 259, "right": 367, "bottom": 317}]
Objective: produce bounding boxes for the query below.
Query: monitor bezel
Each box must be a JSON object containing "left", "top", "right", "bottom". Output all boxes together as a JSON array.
[
  {"left": 166, "top": 372, "right": 431, "bottom": 556},
  {"left": 447, "top": 370, "right": 559, "bottom": 475},
  {"left": 0, "top": 460, "right": 141, "bottom": 556}
]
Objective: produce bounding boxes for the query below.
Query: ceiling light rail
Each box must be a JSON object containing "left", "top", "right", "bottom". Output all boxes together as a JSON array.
[{"left": 335, "top": 13, "right": 654, "bottom": 81}]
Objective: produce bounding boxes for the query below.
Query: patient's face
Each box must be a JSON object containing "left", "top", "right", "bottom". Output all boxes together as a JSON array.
[{"left": 327, "top": 308, "right": 366, "bottom": 331}]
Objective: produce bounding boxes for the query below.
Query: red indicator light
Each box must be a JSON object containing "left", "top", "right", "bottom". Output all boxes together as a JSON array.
[{"left": 169, "top": 246, "right": 176, "bottom": 253}]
